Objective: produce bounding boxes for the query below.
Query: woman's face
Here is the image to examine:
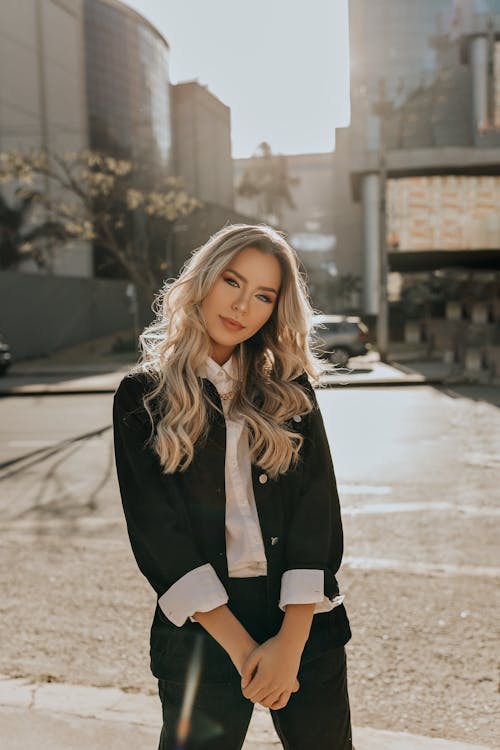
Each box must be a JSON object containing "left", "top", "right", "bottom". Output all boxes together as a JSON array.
[{"left": 201, "top": 246, "right": 282, "bottom": 365}]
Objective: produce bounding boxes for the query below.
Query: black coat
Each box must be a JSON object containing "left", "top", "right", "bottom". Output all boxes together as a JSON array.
[{"left": 112, "top": 370, "right": 351, "bottom": 679}]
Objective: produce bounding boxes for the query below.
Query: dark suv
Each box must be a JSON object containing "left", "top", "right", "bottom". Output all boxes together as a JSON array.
[{"left": 311, "top": 315, "right": 371, "bottom": 366}]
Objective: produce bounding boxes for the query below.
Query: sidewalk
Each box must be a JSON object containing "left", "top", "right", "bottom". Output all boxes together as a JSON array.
[
  {"left": 0, "top": 676, "right": 493, "bottom": 750},
  {"left": 0, "top": 350, "right": 483, "bottom": 396},
  {"left": 4, "top": 327, "right": 499, "bottom": 395}
]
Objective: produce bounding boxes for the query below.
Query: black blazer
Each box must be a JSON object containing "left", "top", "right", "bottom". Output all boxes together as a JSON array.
[{"left": 113, "top": 370, "right": 351, "bottom": 679}]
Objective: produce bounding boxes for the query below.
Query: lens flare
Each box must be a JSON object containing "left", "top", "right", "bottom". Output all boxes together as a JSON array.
[{"left": 174, "top": 633, "right": 204, "bottom": 749}]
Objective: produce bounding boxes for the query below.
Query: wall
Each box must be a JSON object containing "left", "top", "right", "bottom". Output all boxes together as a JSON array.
[
  {"left": 0, "top": 0, "right": 91, "bottom": 277},
  {"left": 172, "top": 81, "right": 234, "bottom": 209},
  {"left": 0, "top": 270, "right": 135, "bottom": 359}
]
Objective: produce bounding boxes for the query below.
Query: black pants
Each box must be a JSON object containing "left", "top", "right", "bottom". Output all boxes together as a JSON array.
[{"left": 157, "top": 576, "right": 353, "bottom": 750}]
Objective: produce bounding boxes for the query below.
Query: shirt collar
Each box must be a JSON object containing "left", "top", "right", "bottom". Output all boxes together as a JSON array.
[{"left": 197, "top": 351, "right": 239, "bottom": 388}]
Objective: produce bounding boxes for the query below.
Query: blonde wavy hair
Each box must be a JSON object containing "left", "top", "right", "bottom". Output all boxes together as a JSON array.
[{"left": 131, "top": 223, "right": 333, "bottom": 480}]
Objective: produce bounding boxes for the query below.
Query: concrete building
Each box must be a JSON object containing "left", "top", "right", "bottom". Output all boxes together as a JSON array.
[
  {"left": 334, "top": 0, "right": 461, "bottom": 281},
  {"left": 169, "top": 80, "right": 262, "bottom": 277},
  {"left": 333, "top": 0, "right": 500, "bottom": 377},
  {"left": 0, "top": 0, "right": 90, "bottom": 276},
  {"left": 234, "top": 151, "right": 337, "bottom": 312},
  {"left": 172, "top": 81, "right": 233, "bottom": 209},
  {"left": 0, "top": 0, "right": 174, "bottom": 278},
  {"left": 0, "top": 0, "right": 174, "bottom": 356}
]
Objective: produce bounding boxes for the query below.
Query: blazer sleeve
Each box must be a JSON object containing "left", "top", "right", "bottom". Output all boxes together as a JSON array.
[
  {"left": 284, "top": 376, "right": 344, "bottom": 601},
  {"left": 112, "top": 374, "right": 212, "bottom": 602}
]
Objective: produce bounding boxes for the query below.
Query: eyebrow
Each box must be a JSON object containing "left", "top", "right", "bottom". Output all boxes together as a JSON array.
[{"left": 224, "top": 268, "right": 279, "bottom": 294}]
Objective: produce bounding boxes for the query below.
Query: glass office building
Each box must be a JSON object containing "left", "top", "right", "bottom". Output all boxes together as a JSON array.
[
  {"left": 83, "top": 0, "right": 172, "bottom": 173},
  {"left": 82, "top": 0, "right": 173, "bottom": 278},
  {"left": 348, "top": 0, "right": 452, "bottom": 152}
]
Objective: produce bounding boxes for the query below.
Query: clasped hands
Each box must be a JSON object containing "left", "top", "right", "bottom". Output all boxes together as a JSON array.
[{"left": 239, "top": 633, "right": 302, "bottom": 710}]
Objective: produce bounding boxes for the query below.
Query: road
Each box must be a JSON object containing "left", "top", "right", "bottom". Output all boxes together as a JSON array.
[{"left": 0, "top": 383, "right": 498, "bottom": 747}]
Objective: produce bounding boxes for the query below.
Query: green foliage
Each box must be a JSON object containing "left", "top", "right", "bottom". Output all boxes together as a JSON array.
[
  {"left": 236, "top": 141, "right": 299, "bottom": 224},
  {"left": 332, "top": 273, "right": 362, "bottom": 310}
]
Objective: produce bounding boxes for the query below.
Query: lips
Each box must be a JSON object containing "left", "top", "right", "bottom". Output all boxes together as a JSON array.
[{"left": 220, "top": 315, "right": 245, "bottom": 331}]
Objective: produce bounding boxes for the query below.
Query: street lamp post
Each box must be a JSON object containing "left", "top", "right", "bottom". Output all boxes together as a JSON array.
[
  {"left": 377, "top": 142, "right": 389, "bottom": 361},
  {"left": 373, "top": 80, "right": 391, "bottom": 362},
  {"left": 126, "top": 282, "right": 139, "bottom": 344}
]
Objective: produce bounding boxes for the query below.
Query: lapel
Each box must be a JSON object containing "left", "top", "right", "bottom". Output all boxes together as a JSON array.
[
  {"left": 199, "top": 378, "right": 277, "bottom": 549},
  {"left": 251, "top": 461, "right": 278, "bottom": 556}
]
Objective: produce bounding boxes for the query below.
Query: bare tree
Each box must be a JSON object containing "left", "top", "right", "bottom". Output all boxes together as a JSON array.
[
  {"left": 0, "top": 150, "right": 202, "bottom": 299},
  {"left": 0, "top": 187, "right": 70, "bottom": 270}
]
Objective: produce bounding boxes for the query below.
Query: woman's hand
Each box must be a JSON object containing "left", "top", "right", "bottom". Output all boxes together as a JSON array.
[
  {"left": 240, "top": 633, "right": 301, "bottom": 709},
  {"left": 231, "top": 636, "right": 260, "bottom": 677},
  {"left": 190, "top": 605, "right": 261, "bottom": 680}
]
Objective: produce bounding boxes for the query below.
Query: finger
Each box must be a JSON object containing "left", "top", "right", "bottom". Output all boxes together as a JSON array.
[
  {"left": 241, "top": 658, "right": 261, "bottom": 689},
  {"left": 272, "top": 693, "right": 290, "bottom": 710},
  {"left": 292, "top": 679, "right": 300, "bottom": 693},
  {"left": 257, "top": 688, "right": 282, "bottom": 708},
  {"left": 241, "top": 656, "right": 259, "bottom": 685},
  {"left": 242, "top": 673, "right": 264, "bottom": 700},
  {"left": 271, "top": 690, "right": 291, "bottom": 710},
  {"left": 241, "top": 669, "right": 256, "bottom": 690},
  {"left": 247, "top": 682, "right": 274, "bottom": 704}
]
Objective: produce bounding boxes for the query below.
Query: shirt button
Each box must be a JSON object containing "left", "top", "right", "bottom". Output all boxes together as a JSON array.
[
  {"left": 293, "top": 415, "right": 302, "bottom": 422},
  {"left": 232, "top": 460, "right": 237, "bottom": 468},
  {"left": 259, "top": 473, "right": 268, "bottom": 484}
]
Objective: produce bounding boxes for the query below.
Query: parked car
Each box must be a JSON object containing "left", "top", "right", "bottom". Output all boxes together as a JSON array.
[
  {"left": 311, "top": 315, "right": 371, "bottom": 366},
  {"left": 0, "top": 333, "right": 12, "bottom": 375}
]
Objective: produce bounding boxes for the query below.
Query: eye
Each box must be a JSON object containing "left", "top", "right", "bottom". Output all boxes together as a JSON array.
[{"left": 224, "top": 275, "right": 273, "bottom": 304}]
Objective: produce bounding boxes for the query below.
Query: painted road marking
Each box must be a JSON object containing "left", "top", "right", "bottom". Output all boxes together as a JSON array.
[{"left": 343, "top": 556, "right": 500, "bottom": 578}]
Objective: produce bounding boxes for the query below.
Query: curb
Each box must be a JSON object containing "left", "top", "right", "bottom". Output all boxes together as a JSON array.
[
  {"left": 0, "top": 380, "right": 472, "bottom": 397},
  {"left": 0, "top": 387, "right": 119, "bottom": 397},
  {"left": 0, "top": 375, "right": 455, "bottom": 397},
  {"left": 0, "top": 359, "right": 492, "bottom": 397},
  {"left": 0, "top": 676, "right": 494, "bottom": 750},
  {"left": 387, "top": 359, "right": 422, "bottom": 375}
]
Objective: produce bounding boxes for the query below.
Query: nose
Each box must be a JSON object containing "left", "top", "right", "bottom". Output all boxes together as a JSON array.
[{"left": 233, "top": 290, "right": 249, "bottom": 312}]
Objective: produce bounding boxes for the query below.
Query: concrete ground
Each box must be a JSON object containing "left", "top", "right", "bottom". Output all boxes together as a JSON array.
[{"left": 1, "top": 342, "right": 498, "bottom": 749}]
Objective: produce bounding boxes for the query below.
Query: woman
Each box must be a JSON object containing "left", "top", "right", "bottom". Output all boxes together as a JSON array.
[{"left": 113, "top": 224, "right": 353, "bottom": 749}]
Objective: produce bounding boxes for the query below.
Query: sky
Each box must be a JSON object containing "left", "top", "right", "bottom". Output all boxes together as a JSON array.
[{"left": 124, "top": 0, "right": 351, "bottom": 158}]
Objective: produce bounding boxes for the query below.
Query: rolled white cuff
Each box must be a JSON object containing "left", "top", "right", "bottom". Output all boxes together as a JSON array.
[
  {"left": 158, "top": 563, "right": 229, "bottom": 627},
  {"left": 279, "top": 569, "right": 345, "bottom": 614}
]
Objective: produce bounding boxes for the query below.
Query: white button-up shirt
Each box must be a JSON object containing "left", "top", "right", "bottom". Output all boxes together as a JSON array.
[{"left": 158, "top": 353, "right": 344, "bottom": 626}]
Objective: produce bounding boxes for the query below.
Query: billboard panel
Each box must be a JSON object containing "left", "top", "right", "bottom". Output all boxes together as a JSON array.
[
  {"left": 495, "top": 41, "right": 500, "bottom": 129},
  {"left": 386, "top": 176, "right": 500, "bottom": 251}
]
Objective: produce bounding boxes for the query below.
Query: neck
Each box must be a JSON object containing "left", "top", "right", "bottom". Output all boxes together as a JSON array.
[{"left": 210, "top": 343, "right": 235, "bottom": 367}]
